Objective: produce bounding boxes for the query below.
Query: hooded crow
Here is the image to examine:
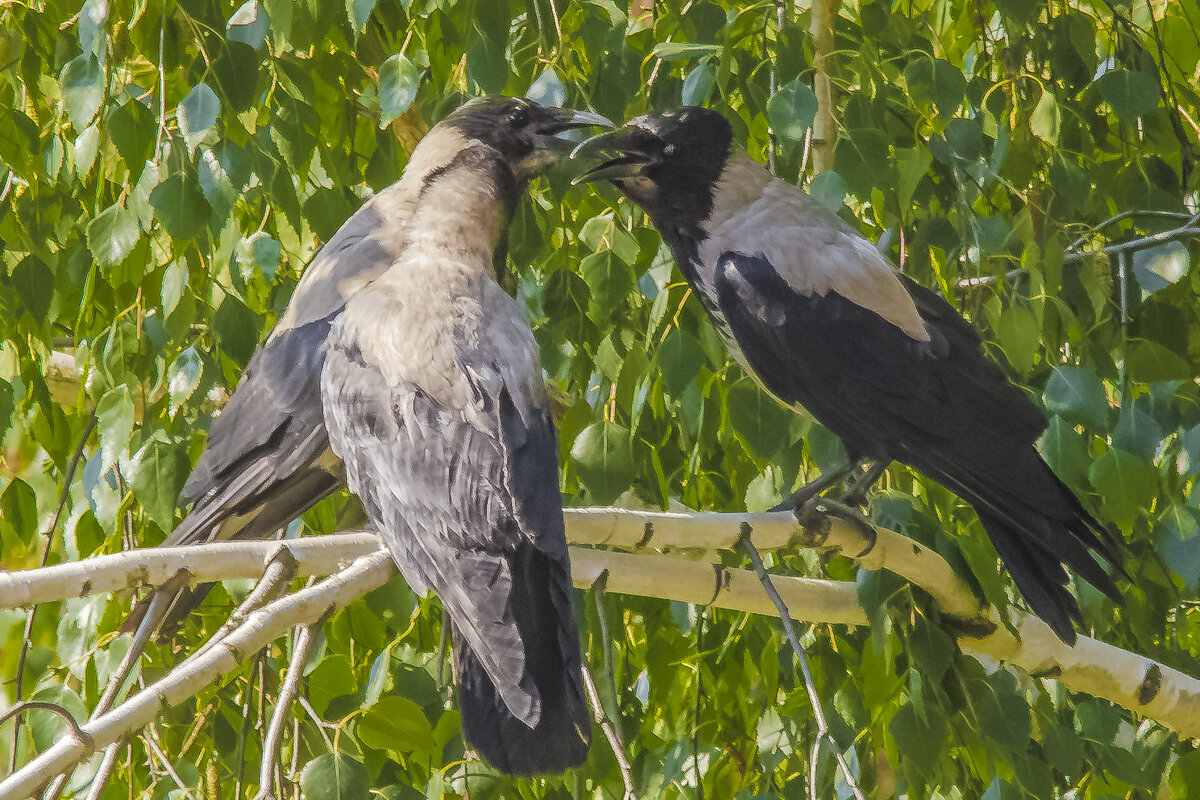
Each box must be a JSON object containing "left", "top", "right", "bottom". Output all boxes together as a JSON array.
[
  {"left": 134, "top": 97, "right": 605, "bottom": 773},
  {"left": 574, "top": 107, "right": 1122, "bottom": 644}
]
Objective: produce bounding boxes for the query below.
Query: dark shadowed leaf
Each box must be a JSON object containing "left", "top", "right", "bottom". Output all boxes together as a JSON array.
[
  {"left": 1043, "top": 366, "right": 1108, "bottom": 430},
  {"left": 149, "top": 174, "right": 212, "bottom": 240},
  {"left": 12, "top": 255, "right": 54, "bottom": 322},
  {"left": 1094, "top": 69, "right": 1160, "bottom": 122}
]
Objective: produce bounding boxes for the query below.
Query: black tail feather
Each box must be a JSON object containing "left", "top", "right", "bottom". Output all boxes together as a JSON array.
[{"left": 454, "top": 545, "right": 589, "bottom": 776}]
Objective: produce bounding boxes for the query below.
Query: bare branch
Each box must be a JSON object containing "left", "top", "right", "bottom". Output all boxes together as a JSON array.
[
  {"left": 255, "top": 623, "right": 317, "bottom": 800},
  {"left": 0, "top": 552, "right": 394, "bottom": 799},
  {"left": 581, "top": 664, "right": 637, "bottom": 800},
  {"left": 0, "top": 533, "right": 382, "bottom": 609}
]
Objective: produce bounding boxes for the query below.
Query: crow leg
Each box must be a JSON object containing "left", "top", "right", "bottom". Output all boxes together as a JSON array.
[
  {"left": 842, "top": 460, "right": 891, "bottom": 507},
  {"left": 769, "top": 461, "right": 859, "bottom": 512}
]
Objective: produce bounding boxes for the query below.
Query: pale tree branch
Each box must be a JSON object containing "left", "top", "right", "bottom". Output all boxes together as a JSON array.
[
  {"left": 0, "top": 552, "right": 394, "bottom": 799},
  {"left": 581, "top": 663, "right": 637, "bottom": 800},
  {"left": 2, "top": 507, "right": 1200, "bottom": 795}
]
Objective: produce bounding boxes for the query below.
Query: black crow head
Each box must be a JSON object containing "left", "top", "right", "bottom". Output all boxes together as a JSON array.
[
  {"left": 571, "top": 107, "right": 733, "bottom": 227},
  {"left": 443, "top": 96, "right": 611, "bottom": 180}
]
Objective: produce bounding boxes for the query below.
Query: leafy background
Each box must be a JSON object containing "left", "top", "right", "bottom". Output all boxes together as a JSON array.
[{"left": 2, "top": 0, "right": 1200, "bottom": 797}]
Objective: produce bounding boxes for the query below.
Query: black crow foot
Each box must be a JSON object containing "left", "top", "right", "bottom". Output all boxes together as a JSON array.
[{"left": 768, "top": 462, "right": 857, "bottom": 514}]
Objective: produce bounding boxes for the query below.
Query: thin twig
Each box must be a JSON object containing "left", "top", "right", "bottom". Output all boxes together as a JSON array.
[
  {"left": 254, "top": 623, "right": 317, "bottom": 800},
  {"left": 143, "top": 727, "right": 200, "bottom": 799},
  {"left": 738, "top": 526, "right": 866, "bottom": 800},
  {"left": 83, "top": 743, "right": 123, "bottom": 800},
  {"left": 0, "top": 702, "right": 93, "bottom": 746},
  {"left": 296, "top": 698, "right": 335, "bottom": 752},
  {"left": 12, "top": 413, "right": 97, "bottom": 772},
  {"left": 1062, "top": 217, "right": 1200, "bottom": 262},
  {"left": 1066, "top": 209, "right": 1197, "bottom": 252},
  {"left": 581, "top": 664, "right": 637, "bottom": 800}
]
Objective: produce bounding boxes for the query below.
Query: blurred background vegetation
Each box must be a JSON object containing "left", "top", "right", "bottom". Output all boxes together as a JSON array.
[{"left": 1, "top": 0, "right": 1200, "bottom": 797}]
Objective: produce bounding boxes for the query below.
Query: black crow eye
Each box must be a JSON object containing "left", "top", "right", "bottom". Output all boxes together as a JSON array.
[{"left": 508, "top": 106, "right": 529, "bottom": 127}]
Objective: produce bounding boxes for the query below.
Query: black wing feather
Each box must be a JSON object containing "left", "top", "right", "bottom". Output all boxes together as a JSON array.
[{"left": 713, "top": 251, "right": 1120, "bottom": 642}]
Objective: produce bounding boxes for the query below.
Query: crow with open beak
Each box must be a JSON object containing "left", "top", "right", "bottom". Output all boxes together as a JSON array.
[
  {"left": 133, "top": 97, "right": 607, "bottom": 773},
  {"left": 573, "top": 107, "right": 1123, "bottom": 644}
]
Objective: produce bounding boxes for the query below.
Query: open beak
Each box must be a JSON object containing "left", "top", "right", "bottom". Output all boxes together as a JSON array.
[
  {"left": 536, "top": 108, "right": 613, "bottom": 137},
  {"left": 569, "top": 128, "right": 655, "bottom": 184}
]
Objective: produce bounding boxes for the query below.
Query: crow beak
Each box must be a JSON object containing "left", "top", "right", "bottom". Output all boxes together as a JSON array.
[
  {"left": 535, "top": 108, "right": 614, "bottom": 137},
  {"left": 569, "top": 128, "right": 656, "bottom": 184}
]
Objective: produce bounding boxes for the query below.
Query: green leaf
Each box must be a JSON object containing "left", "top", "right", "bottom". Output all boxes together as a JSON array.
[
  {"left": 682, "top": 60, "right": 716, "bottom": 106},
  {"left": 96, "top": 385, "right": 134, "bottom": 471},
  {"left": 1111, "top": 401, "right": 1162, "bottom": 460},
  {"left": 904, "top": 58, "right": 966, "bottom": 118},
  {"left": 1088, "top": 448, "right": 1158, "bottom": 532},
  {"left": 149, "top": 174, "right": 212, "bottom": 240},
  {"left": 356, "top": 696, "right": 435, "bottom": 755},
  {"left": 1127, "top": 340, "right": 1191, "bottom": 383},
  {"left": 656, "top": 328, "right": 706, "bottom": 396},
  {"left": 299, "top": 753, "right": 370, "bottom": 800},
  {"left": 1133, "top": 241, "right": 1188, "bottom": 292},
  {"left": 235, "top": 231, "right": 281, "bottom": 283},
  {"left": 766, "top": 79, "right": 817, "bottom": 145},
  {"left": 889, "top": 701, "right": 945, "bottom": 776},
  {"left": 177, "top": 82, "right": 220, "bottom": 147},
  {"left": 650, "top": 42, "right": 721, "bottom": 61},
  {"left": 0, "top": 380, "right": 12, "bottom": 441},
  {"left": 1094, "top": 69, "right": 1160, "bottom": 122},
  {"left": 580, "top": 251, "right": 634, "bottom": 323},
  {"left": 87, "top": 203, "right": 140, "bottom": 268},
  {"left": 1043, "top": 366, "right": 1108, "bottom": 430},
  {"left": 226, "top": 0, "right": 270, "bottom": 48},
  {"left": 12, "top": 255, "right": 54, "bottom": 322},
  {"left": 1030, "top": 88, "right": 1060, "bottom": 144},
  {"left": 168, "top": 346, "right": 203, "bottom": 417},
  {"left": 907, "top": 617, "right": 954, "bottom": 684},
  {"left": 1155, "top": 504, "right": 1200, "bottom": 592},
  {"left": 308, "top": 654, "right": 357, "bottom": 716},
  {"left": 976, "top": 672, "right": 1031, "bottom": 753},
  {"left": 304, "top": 187, "right": 357, "bottom": 242},
  {"left": 107, "top": 100, "right": 155, "bottom": 178},
  {"left": 128, "top": 433, "right": 186, "bottom": 529},
  {"left": 378, "top": 53, "right": 421, "bottom": 128},
  {"left": 809, "top": 170, "right": 846, "bottom": 213},
  {"left": 0, "top": 108, "right": 38, "bottom": 177},
  {"left": 727, "top": 378, "right": 792, "bottom": 461},
  {"left": 570, "top": 421, "right": 635, "bottom": 504},
  {"left": 214, "top": 295, "right": 261, "bottom": 365},
  {"left": 28, "top": 686, "right": 86, "bottom": 753},
  {"left": 894, "top": 147, "right": 931, "bottom": 211},
  {"left": 61, "top": 55, "right": 104, "bottom": 129}
]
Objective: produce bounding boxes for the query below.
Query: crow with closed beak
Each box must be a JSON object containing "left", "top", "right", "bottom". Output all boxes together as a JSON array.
[
  {"left": 132, "top": 97, "right": 605, "bottom": 773},
  {"left": 574, "top": 107, "right": 1123, "bottom": 644}
]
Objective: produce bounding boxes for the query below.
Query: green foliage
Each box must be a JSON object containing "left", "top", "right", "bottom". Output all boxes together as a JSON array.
[{"left": 1, "top": 0, "right": 1200, "bottom": 798}]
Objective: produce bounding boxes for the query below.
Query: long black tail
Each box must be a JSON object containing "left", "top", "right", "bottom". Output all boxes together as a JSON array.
[
  {"left": 453, "top": 544, "right": 590, "bottom": 775},
  {"left": 931, "top": 450, "right": 1123, "bottom": 645}
]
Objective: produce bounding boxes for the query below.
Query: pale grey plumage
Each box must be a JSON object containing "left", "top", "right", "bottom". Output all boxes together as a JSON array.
[{"left": 321, "top": 142, "right": 589, "bottom": 772}]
